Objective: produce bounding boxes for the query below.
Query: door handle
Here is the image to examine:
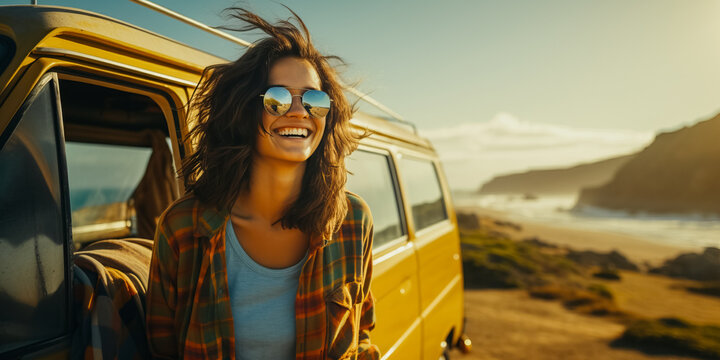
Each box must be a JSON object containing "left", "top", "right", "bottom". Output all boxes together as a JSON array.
[{"left": 399, "top": 278, "right": 412, "bottom": 295}]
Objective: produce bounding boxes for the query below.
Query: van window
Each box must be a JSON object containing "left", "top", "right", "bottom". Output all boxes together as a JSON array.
[
  {"left": 399, "top": 157, "right": 448, "bottom": 231},
  {"left": 0, "top": 80, "right": 68, "bottom": 353},
  {"left": 346, "top": 150, "right": 405, "bottom": 248},
  {"left": 0, "top": 35, "right": 14, "bottom": 75},
  {"left": 58, "top": 79, "right": 175, "bottom": 244},
  {"left": 66, "top": 142, "right": 152, "bottom": 242}
]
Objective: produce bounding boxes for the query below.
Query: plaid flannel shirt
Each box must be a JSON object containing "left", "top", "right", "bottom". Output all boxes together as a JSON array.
[{"left": 146, "top": 192, "right": 380, "bottom": 360}]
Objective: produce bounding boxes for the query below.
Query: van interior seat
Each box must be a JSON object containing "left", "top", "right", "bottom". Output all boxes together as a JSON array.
[{"left": 72, "top": 238, "right": 153, "bottom": 359}]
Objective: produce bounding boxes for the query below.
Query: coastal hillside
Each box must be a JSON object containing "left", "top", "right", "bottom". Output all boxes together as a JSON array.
[
  {"left": 576, "top": 113, "right": 720, "bottom": 214},
  {"left": 478, "top": 155, "right": 635, "bottom": 195}
]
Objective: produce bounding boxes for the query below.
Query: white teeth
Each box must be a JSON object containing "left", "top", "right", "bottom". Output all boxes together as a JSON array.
[{"left": 277, "top": 128, "right": 308, "bottom": 137}]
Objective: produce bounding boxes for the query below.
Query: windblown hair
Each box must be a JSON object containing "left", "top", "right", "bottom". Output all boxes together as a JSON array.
[{"left": 180, "top": 7, "right": 359, "bottom": 240}]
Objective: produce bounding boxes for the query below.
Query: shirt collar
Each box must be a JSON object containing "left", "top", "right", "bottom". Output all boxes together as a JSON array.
[
  {"left": 193, "top": 201, "right": 229, "bottom": 239},
  {"left": 192, "top": 199, "right": 330, "bottom": 251}
]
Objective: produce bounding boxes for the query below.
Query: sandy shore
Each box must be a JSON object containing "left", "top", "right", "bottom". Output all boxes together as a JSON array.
[{"left": 456, "top": 205, "right": 696, "bottom": 266}]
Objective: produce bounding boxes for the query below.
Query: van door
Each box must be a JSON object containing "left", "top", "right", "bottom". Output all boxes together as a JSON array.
[
  {"left": 0, "top": 74, "right": 73, "bottom": 359},
  {"left": 397, "top": 155, "right": 464, "bottom": 360},
  {"left": 346, "top": 147, "right": 422, "bottom": 359}
]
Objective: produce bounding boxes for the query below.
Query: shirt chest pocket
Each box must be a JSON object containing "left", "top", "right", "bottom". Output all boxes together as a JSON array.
[{"left": 325, "top": 281, "right": 363, "bottom": 359}]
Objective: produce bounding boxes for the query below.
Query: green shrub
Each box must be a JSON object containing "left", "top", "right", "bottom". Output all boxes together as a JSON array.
[
  {"left": 528, "top": 284, "right": 621, "bottom": 316},
  {"left": 687, "top": 283, "right": 720, "bottom": 298},
  {"left": 615, "top": 318, "right": 720, "bottom": 358},
  {"left": 460, "top": 232, "right": 580, "bottom": 289},
  {"left": 587, "top": 283, "right": 614, "bottom": 300},
  {"left": 527, "top": 284, "right": 571, "bottom": 300},
  {"left": 592, "top": 268, "right": 622, "bottom": 281}
]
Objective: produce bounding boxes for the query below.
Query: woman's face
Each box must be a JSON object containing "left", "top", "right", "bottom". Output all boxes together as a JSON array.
[{"left": 256, "top": 57, "right": 326, "bottom": 164}]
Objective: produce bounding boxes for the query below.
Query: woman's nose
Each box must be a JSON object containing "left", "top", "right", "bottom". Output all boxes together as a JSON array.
[{"left": 285, "top": 94, "right": 309, "bottom": 118}]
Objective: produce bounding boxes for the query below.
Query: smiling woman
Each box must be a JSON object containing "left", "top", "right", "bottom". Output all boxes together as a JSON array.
[{"left": 145, "top": 7, "right": 380, "bottom": 360}]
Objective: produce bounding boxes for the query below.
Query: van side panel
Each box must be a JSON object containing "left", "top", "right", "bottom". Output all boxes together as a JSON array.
[
  {"left": 414, "top": 224, "right": 464, "bottom": 360},
  {"left": 371, "top": 244, "right": 422, "bottom": 359}
]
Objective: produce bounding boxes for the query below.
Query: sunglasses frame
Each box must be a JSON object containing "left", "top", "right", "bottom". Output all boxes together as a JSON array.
[{"left": 259, "top": 86, "right": 332, "bottom": 118}]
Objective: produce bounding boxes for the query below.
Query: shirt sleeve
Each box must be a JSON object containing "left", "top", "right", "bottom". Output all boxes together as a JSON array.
[
  {"left": 357, "top": 206, "right": 381, "bottom": 359},
  {"left": 146, "top": 213, "right": 180, "bottom": 359}
]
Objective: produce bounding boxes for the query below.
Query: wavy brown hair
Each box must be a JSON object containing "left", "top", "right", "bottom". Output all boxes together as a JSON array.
[{"left": 180, "top": 8, "right": 360, "bottom": 240}]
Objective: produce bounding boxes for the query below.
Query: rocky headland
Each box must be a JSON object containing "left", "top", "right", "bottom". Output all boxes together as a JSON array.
[
  {"left": 576, "top": 114, "right": 720, "bottom": 215},
  {"left": 478, "top": 154, "right": 634, "bottom": 196}
]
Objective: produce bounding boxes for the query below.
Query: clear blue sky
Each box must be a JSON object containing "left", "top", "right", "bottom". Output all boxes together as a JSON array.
[{"left": 3, "top": 0, "right": 719, "bottom": 134}]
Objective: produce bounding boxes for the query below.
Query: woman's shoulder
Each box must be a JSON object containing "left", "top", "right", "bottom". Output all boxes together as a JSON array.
[
  {"left": 343, "top": 191, "right": 373, "bottom": 228},
  {"left": 156, "top": 193, "right": 208, "bottom": 235},
  {"left": 159, "top": 193, "right": 199, "bottom": 223},
  {"left": 157, "top": 193, "right": 227, "bottom": 238},
  {"left": 344, "top": 190, "right": 368, "bottom": 211}
]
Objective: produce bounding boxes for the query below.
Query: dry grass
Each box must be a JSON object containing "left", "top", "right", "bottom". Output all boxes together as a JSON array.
[{"left": 614, "top": 318, "right": 720, "bottom": 359}]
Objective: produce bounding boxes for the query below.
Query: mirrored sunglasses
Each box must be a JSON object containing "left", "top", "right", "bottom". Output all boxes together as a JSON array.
[{"left": 260, "top": 86, "right": 332, "bottom": 118}]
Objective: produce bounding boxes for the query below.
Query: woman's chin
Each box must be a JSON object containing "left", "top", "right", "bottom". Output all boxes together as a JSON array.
[{"left": 257, "top": 150, "right": 313, "bottom": 165}]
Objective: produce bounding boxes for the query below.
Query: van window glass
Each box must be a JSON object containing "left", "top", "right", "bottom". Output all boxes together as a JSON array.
[
  {"left": 58, "top": 79, "right": 175, "bottom": 244},
  {"left": 65, "top": 142, "right": 152, "bottom": 243},
  {"left": 399, "top": 157, "right": 448, "bottom": 231},
  {"left": 0, "top": 81, "right": 68, "bottom": 353},
  {"left": 346, "top": 150, "right": 405, "bottom": 248},
  {"left": 0, "top": 36, "right": 14, "bottom": 75}
]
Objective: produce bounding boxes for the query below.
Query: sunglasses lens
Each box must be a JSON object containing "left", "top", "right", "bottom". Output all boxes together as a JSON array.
[
  {"left": 263, "top": 87, "right": 292, "bottom": 116},
  {"left": 302, "top": 90, "right": 331, "bottom": 118}
]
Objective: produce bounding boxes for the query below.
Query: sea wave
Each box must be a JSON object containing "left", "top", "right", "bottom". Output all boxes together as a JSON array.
[{"left": 454, "top": 193, "right": 720, "bottom": 249}]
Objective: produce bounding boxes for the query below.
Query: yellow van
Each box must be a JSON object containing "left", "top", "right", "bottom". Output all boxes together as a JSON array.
[{"left": 0, "top": 4, "right": 467, "bottom": 359}]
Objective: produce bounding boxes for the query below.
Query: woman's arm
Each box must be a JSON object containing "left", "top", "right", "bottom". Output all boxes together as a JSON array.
[{"left": 146, "top": 217, "right": 180, "bottom": 359}]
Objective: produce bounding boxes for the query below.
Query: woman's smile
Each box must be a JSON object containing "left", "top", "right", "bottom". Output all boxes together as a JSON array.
[{"left": 275, "top": 127, "right": 310, "bottom": 138}]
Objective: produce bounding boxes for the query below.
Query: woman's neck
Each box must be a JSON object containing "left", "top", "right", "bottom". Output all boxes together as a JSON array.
[{"left": 233, "top": 158, "right": 306, "bottom": 223}]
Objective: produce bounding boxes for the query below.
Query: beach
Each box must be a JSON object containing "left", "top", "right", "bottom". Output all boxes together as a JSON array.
[
  {"left": 452, "top": 205, "right": 720, "bottom": 360},
  {"left": 456, "top": 205, "right": 697, "bottom": 266}
]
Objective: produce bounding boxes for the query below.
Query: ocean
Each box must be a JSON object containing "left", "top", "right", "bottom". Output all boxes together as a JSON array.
[{"left": 453, "top": 193, "right": 720, "bottom": 250}]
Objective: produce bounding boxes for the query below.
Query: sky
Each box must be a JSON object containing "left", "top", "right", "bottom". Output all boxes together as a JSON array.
[{"left": 3, "top": 0, "right": 720, "bottom": 189}]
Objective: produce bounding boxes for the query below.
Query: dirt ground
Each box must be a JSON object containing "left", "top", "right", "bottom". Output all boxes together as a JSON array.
[
  {"left": 603, "top": 271, "right": 720, "bottom": 325},
  {"left": 448, "top": 289, "right": 698, "bottom": 360}
]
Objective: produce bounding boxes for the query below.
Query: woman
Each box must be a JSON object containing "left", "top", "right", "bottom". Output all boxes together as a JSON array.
[{"left": 146, "top": 8, "right": 380, "bottom": 360}]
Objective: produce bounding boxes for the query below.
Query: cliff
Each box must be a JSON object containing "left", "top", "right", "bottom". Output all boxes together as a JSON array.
[
  {"left": 576, "top": 114, "right": 720, "bottom": 214},
  {"left": 478, "top": 155, "right": 635, "bottom": 195}
]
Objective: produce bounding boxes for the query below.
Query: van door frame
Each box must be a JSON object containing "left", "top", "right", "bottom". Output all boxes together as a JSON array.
[
  {"left": 0, "top": 54, "right": 192, "bottom": 185},
  {"left": 0, "top": 56, "right": 190, "bottom": 357}
]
